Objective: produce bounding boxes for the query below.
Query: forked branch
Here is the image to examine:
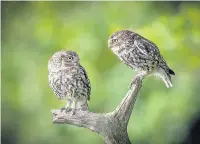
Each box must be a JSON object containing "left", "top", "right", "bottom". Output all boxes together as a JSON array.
[{"left": 51, "top": 76, "right": 142, "bottom": 144}]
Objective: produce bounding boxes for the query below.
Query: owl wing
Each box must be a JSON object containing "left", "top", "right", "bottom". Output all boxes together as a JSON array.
[
  {"left": 133, "top": 37, "right": 162, "bottom": 61},
  {"left": 133, "top": 36, "right": 171, "bottom": 71},
  {"left": 78, "top": 65, "right": 91, "bottom": 101}
]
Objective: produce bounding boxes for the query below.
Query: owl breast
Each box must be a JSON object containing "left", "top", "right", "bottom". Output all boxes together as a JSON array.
[{"left": 48, "top": 67, "right": 89, "bottom": 101}]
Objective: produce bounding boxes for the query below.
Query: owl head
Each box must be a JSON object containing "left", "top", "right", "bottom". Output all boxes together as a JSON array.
[
  {"left": 108, "top": 30, "right": 136, "bottom": 49},
  {"left": 48, "top": 50, "right": 80, "bottom": 72}
]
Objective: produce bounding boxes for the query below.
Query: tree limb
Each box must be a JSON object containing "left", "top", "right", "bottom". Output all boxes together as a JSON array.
[
  {"left": 112, "top": 76, "right": 142, "bottom": 125},
  {"left": 51, "top": 76, "right": 142, "bottom": 144}
]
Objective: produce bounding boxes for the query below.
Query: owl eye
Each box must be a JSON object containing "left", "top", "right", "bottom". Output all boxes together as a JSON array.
[
  {"left": 112, "top": 39, "right": 118, "bottom": 43},
  {"left": 67, "top": 56, "right": 73, "bottom": 60}
]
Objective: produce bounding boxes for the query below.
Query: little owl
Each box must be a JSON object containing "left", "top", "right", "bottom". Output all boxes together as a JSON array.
[
  {"left": 48, "top": 50, "right": 91, "bottom": 114},
  {"left": 108, "top": 30, "right": 175, "bottom": 88}
]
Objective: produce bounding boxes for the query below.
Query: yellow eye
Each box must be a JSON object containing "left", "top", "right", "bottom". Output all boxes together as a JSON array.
[
  {"left": 112, "top": 39, "right": 118, "bottom": 43},
  {"left": 67, "top": 56, "right": 73, "bottom": 60}
]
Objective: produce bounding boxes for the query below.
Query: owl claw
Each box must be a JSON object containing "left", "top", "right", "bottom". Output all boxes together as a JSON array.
[
  {"left": 71, "top": 109, "right": 76, "bottom": 115},
  {"left": 60, "top": 107, "right": 72, "bottom": 114},
  {"left": 60, "top": 107, "right": 76, "bottom": 116},
  {"left": 66, "top": 107, "right": 72, "bottom": 112},
  {"left": 60, "top": 107, "right": 66, "bottom": 113},
  {"left": 67, "top": 109, "right": 75, "bottom": 116}
]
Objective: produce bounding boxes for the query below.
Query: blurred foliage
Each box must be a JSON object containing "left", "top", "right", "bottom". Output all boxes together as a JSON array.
[{"left": 2, "top": 1, "right": 200, "bottom": 144}]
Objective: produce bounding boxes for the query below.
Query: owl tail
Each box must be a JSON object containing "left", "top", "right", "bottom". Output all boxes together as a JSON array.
[
  {"left": 156, "top": 67, "right": 175, "bottom": 88},
  {"left": 163, "top": 73, "right": 173, "bottom": 88}
]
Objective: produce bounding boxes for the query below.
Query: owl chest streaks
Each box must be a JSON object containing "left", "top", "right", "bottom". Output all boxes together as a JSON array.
[{"left": 49, "top": 66, "right": 90, "bottom": 101}]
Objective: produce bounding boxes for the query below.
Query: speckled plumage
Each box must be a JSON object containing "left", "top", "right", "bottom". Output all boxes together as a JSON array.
[
  {"left": 108, "top": 30, "right": 175, "bottom": 88},
  {"left": 48, "top": 50, "right": 90, "bottom": 113}
]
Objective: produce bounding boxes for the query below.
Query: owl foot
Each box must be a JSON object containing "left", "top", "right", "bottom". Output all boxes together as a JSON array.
[
  {"left": 71, "top": 108, "right": 76, "bottom": 115},
  {"left": 129, "top": 75, "right": 143, "bottom": 89},
  {"left": 60, "top": 107, "right": 72, "bottom": 114},
  {"left": 65, "top": 109, "right": 75, "bottom": 117},
  {"left": 130, "top": 78, "right": 138, "bottom": 89}
]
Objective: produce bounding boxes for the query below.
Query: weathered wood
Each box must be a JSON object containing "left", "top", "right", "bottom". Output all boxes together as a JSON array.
[{"left": 51, "top": 76, "right": 142, "bottom": 144}]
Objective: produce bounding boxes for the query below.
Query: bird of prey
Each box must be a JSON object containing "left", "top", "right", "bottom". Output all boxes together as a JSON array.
[
  {"left": 48, "top": 50, "right": 91, "bottom": 114},
  {"left": 108, "top": 30, "right": 175, "bottom": 88}
]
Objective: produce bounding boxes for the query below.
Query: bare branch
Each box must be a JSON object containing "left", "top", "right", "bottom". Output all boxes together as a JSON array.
[
  {"left": 51, "top": 109, "right": 112, "bottom": 136},
  {"left": 112, "top": 76, "right": 142, "bottom": 124},
  {"left": 51, "top": 76, "right": 142, "bottom": 144}
]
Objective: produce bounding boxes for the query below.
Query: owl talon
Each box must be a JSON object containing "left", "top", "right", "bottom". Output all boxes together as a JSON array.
[
  {"left": 60, "top": 107, "right": 66, "bottom": 113},
  {"left": 60, "top": 107, "right": 71, "bottom": 113},
  {"left": 71, "top": 109, "right": 76, "bottom": 115},
  {"left": 66, "top": 109, "right": 75, "bottom": 116},
  {"left": 65, "top": 107, "right": 72, "bottom": 112},
  {"left": 129, "top": 81, "right": 134, "bottom": 89}
]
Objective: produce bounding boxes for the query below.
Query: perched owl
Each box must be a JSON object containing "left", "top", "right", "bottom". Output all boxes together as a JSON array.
[
  {"left": 48, "top": 50, "right": 91, "bottom": 114},
  {"left": 108, "top": 30, "right": 175, "bottom": 88}
]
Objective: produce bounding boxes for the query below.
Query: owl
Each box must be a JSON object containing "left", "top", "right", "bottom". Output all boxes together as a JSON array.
[
  {"left": 48, "top": 50, "right": 91, "bottom": 114},
  {"left": 108, "top": 30, "right": 175, "bottom": 88}
]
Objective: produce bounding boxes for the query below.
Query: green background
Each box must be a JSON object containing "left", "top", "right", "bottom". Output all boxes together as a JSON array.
[{"left": 2, "top": 1, "right": 200, "bottom": 144}]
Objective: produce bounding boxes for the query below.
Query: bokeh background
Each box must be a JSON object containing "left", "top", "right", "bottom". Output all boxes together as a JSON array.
[{"left": 2, "top": 1, "right": 200, "bottom": 144}]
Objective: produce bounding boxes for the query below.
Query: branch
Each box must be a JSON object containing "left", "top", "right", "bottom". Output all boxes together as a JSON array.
[
  {"left": 51, "top": 76, "right": 142, "bottom": 144},
  {"left": 112, "top": 76, "right": 142, "bottom": 124}
]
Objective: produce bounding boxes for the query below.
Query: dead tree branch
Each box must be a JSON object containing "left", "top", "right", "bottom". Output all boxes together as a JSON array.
[{"left": 51, "top": 76, "right": 142, "bottom": 144}]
